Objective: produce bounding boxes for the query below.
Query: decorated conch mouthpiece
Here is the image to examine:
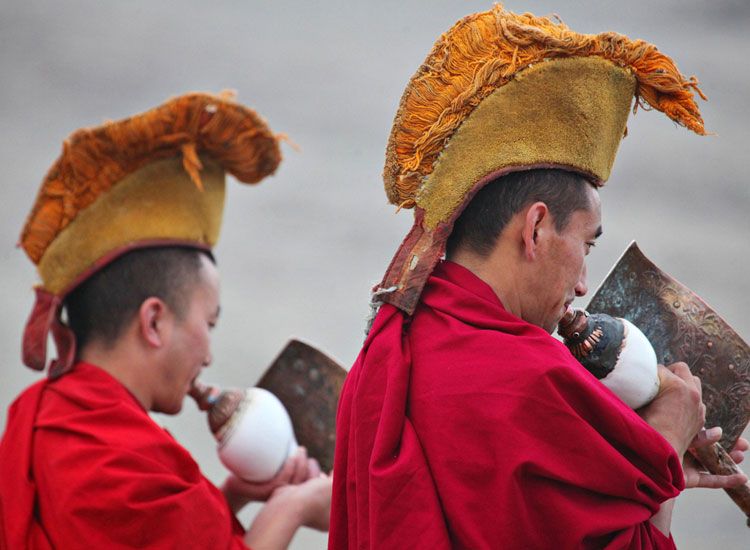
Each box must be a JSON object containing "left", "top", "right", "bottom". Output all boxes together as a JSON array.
[
  {"left": 558, "top": 308, "right": 659, "bottom": 409},
  {"left": 190, "top": 380, "right": 298, "bottom": 482}
]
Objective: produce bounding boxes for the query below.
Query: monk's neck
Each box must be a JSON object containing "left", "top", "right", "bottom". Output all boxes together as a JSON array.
[
  {"left": 449, "top": 251, "right": 524, "bottom": 318},
  {"left": 78, "top": 343, "right": 154, "bottom": 411}
]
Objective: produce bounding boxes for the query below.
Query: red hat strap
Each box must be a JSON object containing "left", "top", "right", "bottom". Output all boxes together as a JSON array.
[
  {"left": 21, "top": 287, "right": 76, "bottom": 379},
  {"left": 378, "top": 209, "right": 452, "bottom": 316}
]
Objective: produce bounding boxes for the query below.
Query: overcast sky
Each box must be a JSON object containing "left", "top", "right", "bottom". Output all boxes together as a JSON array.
[{"left": 1, "top": 2, "right": 748, "bottom": 547}]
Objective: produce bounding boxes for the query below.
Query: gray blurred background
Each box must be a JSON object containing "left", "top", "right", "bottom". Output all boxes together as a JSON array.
[{"left": 1, "top": 1, "right": 748, "bottom": 547}]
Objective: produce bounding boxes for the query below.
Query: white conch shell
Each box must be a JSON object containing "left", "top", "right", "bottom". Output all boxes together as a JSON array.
[
  {"left": 217, "top": 387, "right": 298, "bottom": 482},
  {"left": 600, "top": 318, "right": 659, "bottom": 409}
]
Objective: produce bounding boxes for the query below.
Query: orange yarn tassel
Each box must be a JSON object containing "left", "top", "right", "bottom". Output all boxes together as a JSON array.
[
  {"left": 181, "top": 143, "right": 204, "bottom": 191},
  {"left": 21, "top": 92, "right": 282, "bottom": 264},
  {"left": 384, "top": 4, "right": 707, "bottom": 208}
]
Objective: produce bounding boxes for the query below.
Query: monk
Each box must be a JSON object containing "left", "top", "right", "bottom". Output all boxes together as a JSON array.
[
  {"left": 1, "top": 249, "right": 330, "bottom": 549},
  {"left": 331, "top": 7, "right": 747, "bottom": 549},
  {"left": 0, "top": 93, "right": 331, "bottom": 549}
]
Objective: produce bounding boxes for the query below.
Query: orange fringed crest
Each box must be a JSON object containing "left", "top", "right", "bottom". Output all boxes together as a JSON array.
[
  {"left": 21, "top": 92, "right": 282, "bottom": 264},
  {"left": 384, "top": 4, "right": 707, "bottom": 207}
]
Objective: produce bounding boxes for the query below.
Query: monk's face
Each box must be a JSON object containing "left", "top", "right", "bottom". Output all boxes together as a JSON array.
[
  {"left": 154, "top": 255, "right": 220, "bottom": 414},
  {"left": 527, "top": 186, "right": 601, "bottom": 333}
]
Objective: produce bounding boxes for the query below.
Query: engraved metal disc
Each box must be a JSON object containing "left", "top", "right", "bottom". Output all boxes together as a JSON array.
[
  {"left": 587, "top": 242, "right": 750, "bottom": 448},
  {"left": 256, "top": 339, "right": 346, "bottom": 473}
]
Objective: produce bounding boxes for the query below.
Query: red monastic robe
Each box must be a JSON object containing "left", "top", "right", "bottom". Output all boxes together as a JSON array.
[
  {"left": 331, "top": 261, "right": 684, "bottom": 549},
  {"left": 0, "top": 362, "right": 247, "bottom": 549}
]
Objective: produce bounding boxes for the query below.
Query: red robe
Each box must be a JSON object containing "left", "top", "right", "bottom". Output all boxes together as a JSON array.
[
  {"left": 331, "top": 261, "right": 684, "bottom": 549},
  {"left": 0, "top": 362, "right": 247, "bottom": 549}
]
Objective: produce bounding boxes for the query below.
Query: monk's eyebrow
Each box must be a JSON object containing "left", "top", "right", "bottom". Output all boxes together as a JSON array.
[{"left": 594, "top": 226, "right": 603, "bottom": 239}]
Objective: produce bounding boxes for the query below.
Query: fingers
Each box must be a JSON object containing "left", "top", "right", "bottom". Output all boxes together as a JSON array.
[
  {"left": 684, "top": 452, "right": 748, "bottom": 489},
  {"left": 655, "top": 364, "right": 673, "bottom": 386},
  {"left": 287, "top": 447, "right": 325, "bottom": 482},
  {"left": 275, "top": 450, "right": 301, "bottom": 484},
  {"left": 731, "top": 437, "right": 749, "bottom": 464},
  {"left": 665, "top": 362, "right": 698, "bottom": 390},
  {"left": 269, "top": 446, "right": 310, "bottom": 484},
  {"left": 289, "top": 446, "right": 310, "bottom": 484},
  {"left": 689, "top": 472, "right": 748, "bottom": 490},
  {"left": 690, "top": 427, "right": 723, "bottom": 449},
  {"left": 661, "top": 362, "right": 706, "bottom": 426},
  {"left": 657, "top": 363, "right": 699, "bottom": 394},
  {"left": 258, "top": 447, "right": 321, "bottom": 489},
  {"left": 689, "top": 431, "right": 749, "bottom": 466},
  {"left": 691, "top": 429, "right": 749, "bottom": 462},
  {"left": 221, "top": 447, "right": 322, "bottom": 506},
  {"left": 664, "top": 362, "right": 694, "bottom": 384},
  {"left": 307, "top": 457, "right": 322, "bottom": 479},
  {"left": 665, "top": 361, "right": 689, "bottom": 374},
  {"left": 693, "top": 376, "right": 702, "bottom": 401}
]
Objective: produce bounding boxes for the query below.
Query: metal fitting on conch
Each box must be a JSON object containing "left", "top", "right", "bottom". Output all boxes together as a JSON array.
[
  {"left": 189, "top": 380, "right": 298, "bottom": 483},
  {"left": 558, "top": 308, "right": 589, "bottom": 344},
  {"left": 189, "top": 380, "right": 244, "bottom": 435},
  {"left": 557, "top": 308, "right": 625, "bottom": 379},
  {"left": 558, "top": 307, "right": 660, "bottom": 410}
]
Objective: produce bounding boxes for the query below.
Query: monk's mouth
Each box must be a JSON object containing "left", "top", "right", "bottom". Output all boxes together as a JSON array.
[{"left": 188, "top": 374, "right": 201, "bottom": 393}]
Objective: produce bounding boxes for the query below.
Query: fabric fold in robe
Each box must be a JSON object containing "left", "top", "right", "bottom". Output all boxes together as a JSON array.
[
  {"left": 0, "top": 362, "right": 247, "bottom": 550},
  {"left": 331, "top": 260, "right": 683, "bottom": 549}
]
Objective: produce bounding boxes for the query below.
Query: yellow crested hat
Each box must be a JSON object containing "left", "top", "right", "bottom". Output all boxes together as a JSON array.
[
  {"left": 20, "top": 91, "right": 281, "bottom": 377},
  {"left": 377, "top": 5, "right": 706, "bottom": 315}
]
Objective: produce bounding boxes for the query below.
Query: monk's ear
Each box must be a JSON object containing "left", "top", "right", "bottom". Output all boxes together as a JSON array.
[
  {"left": 138, "top": 297, "right": 171, "bottom": 348},
  {"left": 521, "top": 202, "right": 549, "bottom": 261}
]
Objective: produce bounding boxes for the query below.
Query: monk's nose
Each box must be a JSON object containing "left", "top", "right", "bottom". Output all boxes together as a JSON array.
[{"left": 575, "top": 265, "right": 588, "bottom": 297}]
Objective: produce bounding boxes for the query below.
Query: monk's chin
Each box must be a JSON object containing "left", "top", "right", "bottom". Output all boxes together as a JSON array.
[{"left": 152, "top": 398, "right": 184, "bottom": 415}]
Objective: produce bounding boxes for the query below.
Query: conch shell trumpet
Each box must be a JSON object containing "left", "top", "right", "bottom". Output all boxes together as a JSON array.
[
  {"left": 558, "top": 307, "right": 658, "bottom": 409},
  {"left": 190, "top": 381, "right": 297, "bottom": 482}
]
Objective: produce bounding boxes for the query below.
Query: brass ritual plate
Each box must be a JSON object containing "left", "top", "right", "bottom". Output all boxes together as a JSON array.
[
  {"left": 586, "top": 242, "right": 750, "bottom": 449},
  {"left": 256, "top": 339, "right": 347, "bottom": 473}
]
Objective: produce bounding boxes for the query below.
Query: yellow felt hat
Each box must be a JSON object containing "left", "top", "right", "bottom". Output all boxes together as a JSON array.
[
  {"left": 376, "top": 5, "right": 706, "bottom": 314},
  {"left": 20, "top": 91, "right": 281, "bottom": 377}
]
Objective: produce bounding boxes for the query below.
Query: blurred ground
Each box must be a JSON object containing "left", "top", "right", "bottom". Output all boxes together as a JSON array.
[{"left": 1, "top": 1, "right": 748, "bottom": 547}]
